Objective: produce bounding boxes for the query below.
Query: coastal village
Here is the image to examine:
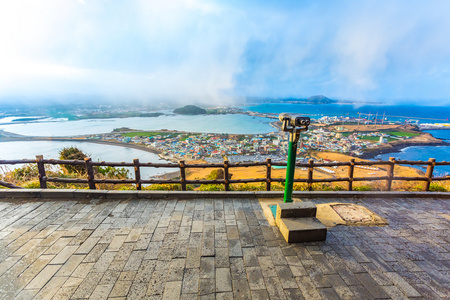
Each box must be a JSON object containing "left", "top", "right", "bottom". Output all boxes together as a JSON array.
[{"left": 82, "top": 113, "right": 429, "bottom": 163}]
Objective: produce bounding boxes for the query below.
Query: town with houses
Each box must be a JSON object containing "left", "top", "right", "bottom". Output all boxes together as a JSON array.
[{"left": 83, "top": 114, "right": 415, "bottom": 163}]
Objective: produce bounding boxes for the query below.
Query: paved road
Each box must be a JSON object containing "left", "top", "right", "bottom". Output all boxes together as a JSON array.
[{"left": 0, "top": 196, "right": 448, "bottom": 299}]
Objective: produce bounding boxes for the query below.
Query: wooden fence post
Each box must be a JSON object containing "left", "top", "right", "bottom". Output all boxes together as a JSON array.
[
  {"left": 85, "top": 157, "right": 96, "bottom": 189},
  {"left": 36, "top": 155, "right": 47, "bottom": 189},
  {"left": 386, "top": 157, "right": 395, "bottom": 191},
  {"left": 424, "top": 158, "right": 436, "bottom": 191},
  {"left": 133, "top": 158, "right": 141, "bottom": 190},
  {"left": 307, "top": 159, "right": 314, "bottom": 191},
  {"left": 266, "top": 158, "right": 272, "bottom": 191},
  {"left": 348, "top": 158, "right": 355, "bottom": 191},
  {"left": 179, "top": 160, "right": 186, "bottom": 191},
  {"left": 224, "top": 160, "right": 230, "bottom": 191}
]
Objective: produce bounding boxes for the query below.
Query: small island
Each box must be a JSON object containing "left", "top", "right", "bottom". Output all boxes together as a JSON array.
[
  {"left": 306, "top": 95, "right": 337, "bottom": 104},
  {"left": 173, "top": 105, "right": 206, "bottom": 115}
]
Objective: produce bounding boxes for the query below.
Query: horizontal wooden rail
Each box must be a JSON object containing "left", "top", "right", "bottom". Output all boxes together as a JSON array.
[
  {"left": 46, "top": 177, "right": 89, "bottom": 184},
  {"left": 0, "top": 159, "right": 35, "bottom": 164},
  {"left": 0, "top": 155, "right": 449, "bottom": 192}
]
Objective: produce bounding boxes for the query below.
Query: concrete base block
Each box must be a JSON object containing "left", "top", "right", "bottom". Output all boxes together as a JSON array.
[
  {"left": 278, "top": 217, "right": 327, "bottom": 243},
  {"left": 276, "top": 202, "right": 317, "bottom": 222}
]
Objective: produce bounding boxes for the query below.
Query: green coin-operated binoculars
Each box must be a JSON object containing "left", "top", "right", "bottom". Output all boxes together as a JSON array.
[{"left": 279, "top": 113, "right": 310, "bottom": 203}]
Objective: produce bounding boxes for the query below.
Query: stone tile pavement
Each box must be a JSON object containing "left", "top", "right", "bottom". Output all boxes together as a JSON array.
[{"left": 0, "top": 196, "right": 448, "bottom": 299}]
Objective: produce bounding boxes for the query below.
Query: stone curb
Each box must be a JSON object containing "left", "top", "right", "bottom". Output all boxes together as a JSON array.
[{"left": 0, "top": 189, "right": 449, "bottom": 200}]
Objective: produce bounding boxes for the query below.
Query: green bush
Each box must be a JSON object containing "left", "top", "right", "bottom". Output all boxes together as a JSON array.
[
  {"left": 97, "top": 166, "right": 130, "bottom": 179},
  {"left": 59, "top": 146, "right": 88, "bottom": 174},
  {"left": 231, "top": 183, "right": 265, "bottom": 191},
  {"left": 199, "top": 184, "right": 225, "bottom": 191},
  {"left": 21, "top": 180, "right": 41, "bottom": 189},
  {"left": 144, "top": 184, "right": 182, "bottom": 191},
  {"left": 429, "top": 183, "right": 447, "bottom": 192},
  {"left": 143, "top": 184, "right": 194, "bottom": 191},
  {"left": 11, "top": 164, "right": 39, "bottom": 180},
  {"left": 353, "top": 185, "right": 373, "bottom": 191}
]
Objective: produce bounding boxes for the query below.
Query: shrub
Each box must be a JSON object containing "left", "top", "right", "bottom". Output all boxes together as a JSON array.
[
  {"left": 231, "top": 183, "right": 265, "bottom": 191},
  {"left": 199, "top": 184, "right": 225, "bottom": 191},
  {"left": 10, "top": 164, "right": 39, "bottom": 181},
  {"left": 21, "top": 180, "right": 41, "bottom": 189},
  {"left": 207, "top": 169, "right": 232, "bottom": 180},
  {"left": 353, "top": 185, "right": 372, "bottom": 191},
  {"left": 97, "top": 166, "right": 130, "bottom": 179},
  {"left": 429, "top": 183, "right": 447, "bottom": 192},
  {"left": 59, "top": 146, "right": 88, "bottom": 174},
  {"left": 143, "top": 184, "right": 193, "bottom": 191}
]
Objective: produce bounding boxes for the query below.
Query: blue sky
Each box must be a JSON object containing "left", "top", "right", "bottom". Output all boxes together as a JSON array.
[{"left": 1, "top": 0, "right": 449, "bottom": 105}]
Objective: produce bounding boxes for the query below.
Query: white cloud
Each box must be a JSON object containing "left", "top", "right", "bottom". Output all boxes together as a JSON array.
[{"left": 0, "top": 0, "right": 450, "bottom": 103}]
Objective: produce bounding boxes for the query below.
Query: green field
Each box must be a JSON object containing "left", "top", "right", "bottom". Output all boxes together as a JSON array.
[
  {"left": 359, "top": 136, "right": 396, "bottom": 142},
  {"left": 121, "top": 131, "right": 174, "bottom": 138},
  {"left": 386, "top": 131, "right": 420, "bottom": 137}
]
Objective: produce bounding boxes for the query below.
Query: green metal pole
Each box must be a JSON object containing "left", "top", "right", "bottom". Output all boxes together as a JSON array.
[{"left": 284, "top": 138, "right": 298, "bottom": 203}]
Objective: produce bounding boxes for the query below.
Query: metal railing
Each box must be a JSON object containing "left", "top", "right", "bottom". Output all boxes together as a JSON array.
[{"left": 1, "top": 156, "right": 449, "bottom": 191}]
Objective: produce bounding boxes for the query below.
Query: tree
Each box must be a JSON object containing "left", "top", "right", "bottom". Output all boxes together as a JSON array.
[{"left": 59, "top": 146, "right": 88, "bottom": 174}]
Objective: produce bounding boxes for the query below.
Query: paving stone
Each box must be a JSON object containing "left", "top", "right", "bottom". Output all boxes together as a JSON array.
[
  {"left": 319, "top": 287, "right": 341, "bottom": 300},
  {"left": 326, "top": 274, "right": 356, "bottom": 300},
  {"left": 264, "top": 276, "right": 287, "bottom": 300},
  {"left": 71, "top": 271, "right": 103, "bottom": 298},
  {"left": 55, "top": 254, "right": 85, "bottom": 277},
  {"left": 0, "top": 197, "right": 446, "bottom": 300},
  {"left": 215, "top": 268, "right": 232, "bottom": 292},
  {"left": 162, "top": 281, "right": 182, "bottom": 300},
  {"left": 89, "top": 283, "right": 114, "bottom": 300},
  {"left": 383, "top": 271, "right": 422, "bottom": 298},
  {"left": 295, "top": 275, "right": 322, "bottom": 300},
  {"left": 251, "top": 289, "right": 270, "bottom": 300},
  {"left": 25, "top": 264, "right": 61, "bottom": 290},
  {"left": 246, "top": 266, "right": 266, "bottom": 290},
  {"left": 109, "top": 280, "right": 133, "bottom": 298},
  {"left": 232, "top": 278, "right": 251, "bottom": 299},
  {"left": 199, "top": 257, "right": 215, "bottom": 279},
  {"left": 356, "top": 272, "right": 390, "bottom": 299},
  {"left": 182, "top": 268, "right": 199, "bottom": 294},
  {"left": 276, "top": 265, "right": 299, "bottom": 289}
]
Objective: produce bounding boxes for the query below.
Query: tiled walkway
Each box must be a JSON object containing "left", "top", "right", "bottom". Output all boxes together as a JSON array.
[{"left": 0, "top": 197, "right": 448, "bottom": 299}]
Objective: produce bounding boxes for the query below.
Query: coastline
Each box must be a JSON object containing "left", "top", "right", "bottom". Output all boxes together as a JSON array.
[
  {"left": 0, "top": 136, "right": 164, "bottom": 157},
  {"left": 359, "top": 140, "right": 450, "bottom": 159}
]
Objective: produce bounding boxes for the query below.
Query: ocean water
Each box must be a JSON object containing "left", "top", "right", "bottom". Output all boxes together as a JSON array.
[
  {"left": 243, "top": 103, "right": 450, "bottom": 123},
  {"left": 0, "top": 114, "right": 274, "bottom": 137},
  {"left": 0, "top": 141, "right": 173, "bottom": 179},
  {"left": 375, "top": 130, "right": 450, "bottom": 176}
]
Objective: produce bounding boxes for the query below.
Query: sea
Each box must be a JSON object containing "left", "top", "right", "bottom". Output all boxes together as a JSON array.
[{"left": 1, "top": 103, "right": 450, "bottom": 176}]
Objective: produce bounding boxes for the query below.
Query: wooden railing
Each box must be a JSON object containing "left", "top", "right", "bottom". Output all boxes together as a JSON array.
[{"left": 1, "top": 156, "right": 449, "bottom": 191}]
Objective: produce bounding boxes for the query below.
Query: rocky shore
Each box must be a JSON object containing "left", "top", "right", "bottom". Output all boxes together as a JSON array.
[{"left": 359, "top": 132, "right": 449, "bottom": 159}]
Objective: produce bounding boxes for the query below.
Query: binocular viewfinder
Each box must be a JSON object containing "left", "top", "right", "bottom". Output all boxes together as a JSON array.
[{"left": 279, "top": 113, "right": 310, "bottom": 128}]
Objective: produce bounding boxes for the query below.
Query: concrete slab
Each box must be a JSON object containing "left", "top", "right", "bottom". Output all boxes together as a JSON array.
[
  {"left": 276, "top": 202, "right": 317, "bottom": 219},
  {"left": 0, "top": 189, "right": 42, "bottom": 198},
  {"left": 278, "top": 217, "right": 327, "bottom": 243},
  {"left": 40, "top": 189, "right": 76, "bottom": 198},
  {"left": 73, "top": 189, "right": 107, "bottom": 199}
]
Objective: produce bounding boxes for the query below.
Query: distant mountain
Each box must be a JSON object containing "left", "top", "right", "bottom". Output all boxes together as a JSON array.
[
  {"left": 245, "top": 96, "right": 337, "bottom": 104},
  {"left": 306, "top": 95, "right": 336, "bottom": 104},
  {"left": 173, "top": 105, "right": 206, "bottom": 115}
]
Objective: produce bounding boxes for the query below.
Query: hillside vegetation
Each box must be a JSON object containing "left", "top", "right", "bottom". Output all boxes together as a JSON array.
[{"left": 173, "top": 105, "right": 206, "bottom": 115}]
